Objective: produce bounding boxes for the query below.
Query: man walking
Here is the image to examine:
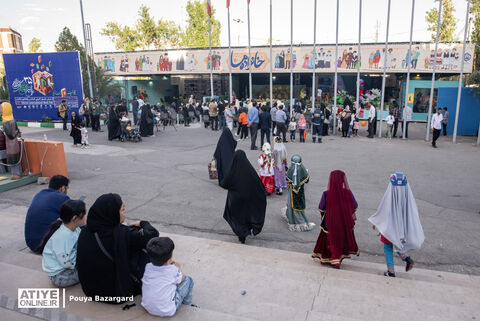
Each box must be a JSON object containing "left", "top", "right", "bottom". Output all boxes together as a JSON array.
[
  {"left": 402, "top": 104, "right": 413, "bottom": 138},
  {"left": 259, "top": 105, "right": 271, "bottom": 147},
  {"left": 275, "top": 104, "right": 288, "bottom": 142},
  {"left": 431, "top": 108, "right": 443, "bottom": 148},
  {"left": 392, "top": 102, "right": 400, "bottom": 138},
  {"left": 218, "top": 100, "right": 226, "bottom": 130},
  {"left": 311, "top": 105, "right": 324, "bottom": 143},
  {"left": 367, "top": 103, "right": 376, "bottom": 138},
  {"left": 247, "top": 102, "right": 259, "bottom": 150},
  {"left": 270, "top": 103, "right": 277, "bottom": 134},
  {"left": 58, "top": 100, "right": 69, "bottom": 131},
  {"left": 209, "top": 99, "right": 218, "bottom": 131},
  {"left": 132, "top": 96, "right": 139, "bottom": 125},
  {"left": 442, "top": 107, "right": 449, "bottom": 136}
]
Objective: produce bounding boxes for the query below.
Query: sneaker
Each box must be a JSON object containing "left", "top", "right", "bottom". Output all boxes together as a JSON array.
[
  {"left": 405, "top": 256, "right": 414, "bottom": 272},
  {"left": 384, "top": 271, "right": 396, "bottom": 277}
]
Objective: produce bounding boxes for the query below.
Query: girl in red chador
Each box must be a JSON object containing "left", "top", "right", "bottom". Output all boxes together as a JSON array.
[
  {"left": 312, "top": 170, "right": 359, "bottom": 268},
  {"left": 257, "top": 143, "right": 275, "bottom": 195}
]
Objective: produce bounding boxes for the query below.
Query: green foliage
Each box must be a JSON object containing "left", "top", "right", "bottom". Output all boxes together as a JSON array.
[
  {"left": 466, "top": 70, "right": 480, "bottom": 87},
  {"left": 101, "top": 1, "right": 220, "bottom": 50},
  {"left": 55, "top": 27, "right": 91, "bottom": 98},
  {"left": 0, "top": 86, "right": 9, "bottom": 100},
  {"left": 101, "top": 5, "right": 182, "bottom": 50},
  {"left": 471, "top": 0, "right": 480, "bottom": 71},
  {"left": 181, "top": 0, "right": 221, "bottom": 48},
  {"left": 28, "top": 37, "right": 42, "bottom": 53},
  {"left": 425, "top": 0, "right": 457, "bottom": 42},
  {"left": 95, "top": 67, "right": 123, "bottom": 100}
]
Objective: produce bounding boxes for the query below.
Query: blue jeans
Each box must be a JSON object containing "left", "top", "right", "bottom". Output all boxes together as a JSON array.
[
  {"left": 218, "top": 114, "right": 226, "bottom": 129},
  {"left": 384, "top": 243, "right": 394, "bottom": 268},
  {"left": 174, "top": 276, "right": 194, "bottom": 309}
]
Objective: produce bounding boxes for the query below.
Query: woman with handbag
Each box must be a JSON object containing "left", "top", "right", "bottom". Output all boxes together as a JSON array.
[{"left": 76, "top": 193, "right": 159, "bottom": 303}]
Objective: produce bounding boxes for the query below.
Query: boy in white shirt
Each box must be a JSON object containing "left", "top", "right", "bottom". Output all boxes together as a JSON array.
[
  {"left": 142, "top": 237, "right": 196, "bottom": 317},
  {"left": 385, "top": 111, "right": 395, "bottom": 139}
]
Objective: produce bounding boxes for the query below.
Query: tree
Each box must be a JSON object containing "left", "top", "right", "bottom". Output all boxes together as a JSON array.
[
  {"left": 425, "top": 0, "right": 457, "bottom": 42},
  {"left": 181, "top": 0, "right": 221, "bottom": 48},
  {"left": 101, "top": 5, "right": 182, "bottom": 50},
  {"left": 95, "top": 67, "right": 124, "bottom": 100},
  {"left": 470, "top": 0, "right": 480, "bottom": 71},
  {"left": 28, "top": 38, "right": 42, "bottom": 53}
]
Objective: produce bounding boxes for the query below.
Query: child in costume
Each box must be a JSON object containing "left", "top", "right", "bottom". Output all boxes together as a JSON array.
[
  {"left": 369, "top": 172, "right": 424, "bottom": 277},
  {"left": 258, "top": 143, "right": 275, "bottom": 195},
  {"left": 283, "top": 155, "right": 315, "bottom": 231},
  {"left": 297, "top": 114, "right": 307, "bottom": 143},
  {"left": 272, "top": 136, "right": 288, "bottom": 195},
  {"left": 80, "top": 124, "right": 89, "bottom": 148}
]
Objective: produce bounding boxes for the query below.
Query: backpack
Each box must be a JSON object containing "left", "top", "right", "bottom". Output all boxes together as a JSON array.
[{"left": 56, "top": 107, "right": 61, "bottom": 117}]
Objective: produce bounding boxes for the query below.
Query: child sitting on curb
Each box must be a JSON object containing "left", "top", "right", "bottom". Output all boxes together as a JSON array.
[
  {"left": 142, "top": 237, "right": 196, "bottom": 317},
  {"left": 38, "top": 200, "right": 87, "bottom": 287}
]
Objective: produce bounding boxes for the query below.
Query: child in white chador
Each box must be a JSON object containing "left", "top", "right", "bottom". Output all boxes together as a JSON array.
[
  {"left": 258, "top": 142, "right": 275, "bottom": 195},
  {"left": 369, "top": 172, "right": 424, "bottom": 277}
]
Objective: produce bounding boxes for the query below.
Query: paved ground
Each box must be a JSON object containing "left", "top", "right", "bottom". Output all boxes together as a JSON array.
[{"left": 2, "top": 120, "right": 480, "bottom": 275}]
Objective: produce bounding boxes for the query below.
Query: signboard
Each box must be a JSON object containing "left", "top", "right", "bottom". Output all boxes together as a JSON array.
[
  {"left": 408, "top": 93, "right": 414, "bottom": 104},
  {"left": 3, "top": 52, "right": 84, "bottom": 121},
  {"left": 94, "top": 42, "right": 474, "bottom": 76}
]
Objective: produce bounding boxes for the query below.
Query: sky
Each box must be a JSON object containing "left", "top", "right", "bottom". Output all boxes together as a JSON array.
[{"left": 1, "top": 0, "right": 472, "bottom": 53}]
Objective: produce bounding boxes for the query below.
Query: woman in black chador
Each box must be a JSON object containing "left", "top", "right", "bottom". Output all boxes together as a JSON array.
[
  {"left": 221, "top": 150, "right": 267, "bottom": 244},
  {"left": 213, "top": 128, "right": 237, "bottom": 186},
  {"left": 107, "top": 106, "right": 122, "bottom": 141},
  {"left": 139, "top": 104, "right": 154, "bottom": 137}
]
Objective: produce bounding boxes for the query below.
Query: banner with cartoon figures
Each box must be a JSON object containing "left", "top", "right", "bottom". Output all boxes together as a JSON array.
[
  {"left": 3, "top": 52, "right": 84, "bottom": 121},
  {"left": 94, "top": 42, "right": 474, "bottom": 75}
]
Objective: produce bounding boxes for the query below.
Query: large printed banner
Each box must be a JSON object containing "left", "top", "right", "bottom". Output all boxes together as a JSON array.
[
  {"left": 3, "top": 52, "right": 84, "bottom": 121},
  {"left": 94, "top": 42, "right": 474, "bottom": 76}
]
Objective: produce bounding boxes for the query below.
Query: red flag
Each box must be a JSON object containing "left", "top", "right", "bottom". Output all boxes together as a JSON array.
[{"left": 207, "top": 0, "right": 212, "bottom": 17}]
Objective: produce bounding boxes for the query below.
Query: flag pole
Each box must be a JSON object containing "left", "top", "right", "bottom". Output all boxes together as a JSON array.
[
  {"left": 333, "top": 0, "right": 339, "bottom": 135},
  {"left": 227, "top": 2, "right": 232, "bottom": 103},
  {"left": 453, "top": 0, "right": 470, "bottom": 143},
  {"left": 312, "top": 0, "right": 317, "bottom": 111},
  {"left": 402, "top": 0, "right": 415, "bottom": 140},
  {"left": 378, "top": 0, "right": 391, "bottom": 138},
  {"left": 290, "top": 0, "right": 294, "bottom": 118},
  {"left": 269, "top": 0, "right": 273, "bottom": 109},
  {"left": 208, "top": 6, "right": 214, "bottom": 99},
  {"left": 426, "top": 0, "right": 442, "bottom": 141},
  {"left": 247, "top": 0, "right": 252, "bottom": 101}
]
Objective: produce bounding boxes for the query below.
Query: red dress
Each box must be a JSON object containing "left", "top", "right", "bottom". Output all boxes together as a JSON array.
[
  {"left": 258, "top": 154, "right": 275, "bottom": 194},
  {"left": 312, "top": 171, "right": 359, "bottom": 267}
]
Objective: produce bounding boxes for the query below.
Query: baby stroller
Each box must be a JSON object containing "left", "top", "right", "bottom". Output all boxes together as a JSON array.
[{"left": 120, "top": 120, "right": 142, "bottom": 142}]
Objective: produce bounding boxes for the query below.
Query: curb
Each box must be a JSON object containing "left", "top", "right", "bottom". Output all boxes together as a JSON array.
[{"left": 0, "top": 121, "right": 63, "bottom": 129}]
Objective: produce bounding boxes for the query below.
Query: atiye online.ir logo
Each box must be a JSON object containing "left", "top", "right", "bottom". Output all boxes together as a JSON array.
[{"left": 18, "top": 288, "right": 65, "bottom": 308}]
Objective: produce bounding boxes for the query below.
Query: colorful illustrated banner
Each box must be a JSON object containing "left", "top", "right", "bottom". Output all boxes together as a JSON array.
[
  {"left": 94, "top": 43, "right": 474, "bottom": 76},
  {"left": 3, "top": 52, "right": 84, "bottom": 121}
]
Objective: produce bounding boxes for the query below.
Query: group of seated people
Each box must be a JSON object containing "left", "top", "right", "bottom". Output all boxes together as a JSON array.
[{"left": 24, "top": 175, "right": 195, "bottom": 317}]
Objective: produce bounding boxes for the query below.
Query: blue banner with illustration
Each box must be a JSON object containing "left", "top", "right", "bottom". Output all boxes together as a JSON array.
[{"left": 3, "top": 52, "right": 83, "bottom": 121}]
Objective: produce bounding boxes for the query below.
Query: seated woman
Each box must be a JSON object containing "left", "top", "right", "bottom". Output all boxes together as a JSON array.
[{"left": 76, "top": 193, "right": 159, "bottom": 303}]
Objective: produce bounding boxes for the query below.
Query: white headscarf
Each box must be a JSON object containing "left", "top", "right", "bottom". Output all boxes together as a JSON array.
[
  {"left": 273, "top": 137, "right": 287, "bottom": 171},
  {"left": 368, "top": 173, "right": 424, "bottom": 253}
]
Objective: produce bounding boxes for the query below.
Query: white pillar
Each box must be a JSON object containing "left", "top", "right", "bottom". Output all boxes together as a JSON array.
[
  {"left": 453, "top": 0, "right": 471, "bottom": 143},
  {"left": 270, "top": 0, "right": 273, "bottom": 108},
  {"left": 247, "top": 0, "right": 252, "bottom": 101},
  {"left": 79, "top": 0, "right": 93, "bottom": 98},
  {"left": 378, "top": 0, "right": 391, "bottom": 138},
  {"left": 290, "top": 0, "right": 294, "bottom": 117},
  {"left": 209, "top": 14, "right": 214, "bottom": 99},
  {"left": 312, "top": 0, "right": 317, "bottom": 111},
  {"left": 402, "top": 0, "right": 415, "bottom": 140},
  {"left": 355, "top": 0, "right": 362, "bottom": 112},
  {"left": 228, "top": 6, "right": 233, "bottom": 103},
  {"left": 333, "top": 0, "right": 339, "bottom": 135},
  {"left": 426, "top": 0, "right": 442, "bottom": 141}
]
